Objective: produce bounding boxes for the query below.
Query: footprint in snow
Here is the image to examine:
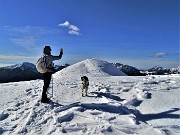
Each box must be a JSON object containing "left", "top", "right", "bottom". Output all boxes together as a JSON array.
[
  {"left": 25, "top": 88, "right": 32, "bottom": 95},
  {"left": 0, "top": 111, "right": 9, "bottom": 121}
]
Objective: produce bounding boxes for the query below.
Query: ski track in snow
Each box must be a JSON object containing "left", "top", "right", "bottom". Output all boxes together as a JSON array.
[{"left": 0, "top": 74, "right": 179, "bottom": 135}]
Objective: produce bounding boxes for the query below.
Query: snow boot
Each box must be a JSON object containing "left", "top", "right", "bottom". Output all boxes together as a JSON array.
[{"left": 41, "top": 97, "right": 50, "bottom": 103}]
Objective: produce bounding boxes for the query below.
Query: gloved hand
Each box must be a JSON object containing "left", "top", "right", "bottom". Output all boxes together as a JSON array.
[
  {"left": 59, "top": 48, "right": 63, "bottom": 56},
  {"left": 60, "top": 48, "right": 63, "bottom": 53}
]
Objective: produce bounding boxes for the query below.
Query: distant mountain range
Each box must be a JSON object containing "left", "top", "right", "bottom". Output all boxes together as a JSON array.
[
  {"left": 112, "top": 63, "right": 180, "bottom": 76},
  {"left": 0, "top": 62, "right": 43, "bottom": 83},
  {"left": 0, "top": 60, "right": 179, "bottom": 83},
  {"left": 146, "top": 66, "right": 180, "bottom": 75},
  {"left": 0, "top": 62, "right": 68, "bottom": 83}
]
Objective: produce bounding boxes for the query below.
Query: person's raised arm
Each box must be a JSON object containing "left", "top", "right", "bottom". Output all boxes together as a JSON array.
[
  {"left": 59, "top": 48, "right": 63, "bottom": 58},
  {"left": 50, "top": 48, "right": 63, "bottom": 60}
]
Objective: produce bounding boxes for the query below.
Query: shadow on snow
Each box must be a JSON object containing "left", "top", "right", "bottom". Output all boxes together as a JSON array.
[{"left": 136, "top": 108, "right": 180, "bottom": 123}]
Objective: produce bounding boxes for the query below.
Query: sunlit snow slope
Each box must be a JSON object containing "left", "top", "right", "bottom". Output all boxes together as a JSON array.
[{"left": 54, "top": 58, "right": 126, "bottom": 78}]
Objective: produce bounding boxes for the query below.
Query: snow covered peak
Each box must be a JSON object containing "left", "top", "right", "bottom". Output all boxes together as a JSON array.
[
  {"left": 1, "top": 62, "right": 35, "bottom": 70},
  {"left": 148, "top": 66, "right": 164, "bottom": 71},
  {"left": 170, "top": 66, "right": 180, "bottom": 74},
  {"left": 54, "top": 58, "right": 126, "bottom": 78},
  {"left": 0, "top": 62, "right": 42, "bottom": 83},
  {"left": 21, "top": 62, "right": 36, "bottom": 69},
  {"left": 112, "top": 63, "right": 142, "bottom": 76}
]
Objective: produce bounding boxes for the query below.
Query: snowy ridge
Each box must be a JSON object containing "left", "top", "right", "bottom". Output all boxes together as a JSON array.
[
  {"left": 54, "top": 58, "right": 126, "bottom": 79},
  {"left": 112, "top": 63, "right": 142, "bottom": 76}
]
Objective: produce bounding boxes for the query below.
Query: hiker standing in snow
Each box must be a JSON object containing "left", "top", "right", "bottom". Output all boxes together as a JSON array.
[{"left": 41, "top": 46, "right": 63, "bottom": 103}]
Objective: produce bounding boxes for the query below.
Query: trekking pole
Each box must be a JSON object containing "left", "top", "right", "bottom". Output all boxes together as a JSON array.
[{"left": 52, "top": 75, "right": 53, "bottom": 98}]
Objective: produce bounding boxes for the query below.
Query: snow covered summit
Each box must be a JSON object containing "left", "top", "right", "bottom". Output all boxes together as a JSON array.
[
  {"left": 54, "top": 58, "right": 126, "bottom": 78},
  {"left": 0, "top": 62, "right": 42, "bottom": 83}
]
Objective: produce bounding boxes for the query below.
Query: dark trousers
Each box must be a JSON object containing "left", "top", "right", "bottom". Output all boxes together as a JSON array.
[{"left": 42, "top": 72, "right": 52, "bottom": 99}]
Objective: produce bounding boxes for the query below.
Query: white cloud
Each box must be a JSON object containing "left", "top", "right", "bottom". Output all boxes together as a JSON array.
[
  {"left": 0, "top": 55, "right": 36, "bottom": 60},
  {"left": 0, "top": 55, "right": 38, "bottom": 66},
  {"left": 69, "top": 30, "right": 80, "bottom": 35},
  {"left": 58, "top": 21, "right": 80, "bottom": 35},
  {"left": 10, "top": 36, "right": 37, "bottom": 49},
  {"left": 3, "top": 26, "right": 59, "bottom": 49},
  {"left": 153, "top": 52, "right": 168, "bottom": 57},
  {"left": 59, "top": 21, "right": 70, "bottom": 27},
  {"left": 69, "top": 25, "right": 79, "bottom": 31},
  {"left": 0, "top": 63, "right": 14, "bottom": 67}
]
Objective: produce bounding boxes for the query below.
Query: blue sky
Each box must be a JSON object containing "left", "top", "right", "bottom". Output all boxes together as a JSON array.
[{"left": 0, "top": 0, "right": 179, "bottom": 69}]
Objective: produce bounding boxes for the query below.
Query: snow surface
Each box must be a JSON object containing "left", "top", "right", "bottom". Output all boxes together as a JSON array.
[{"left": 0, "top": 59, "right": 179, "bottom": 135}]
